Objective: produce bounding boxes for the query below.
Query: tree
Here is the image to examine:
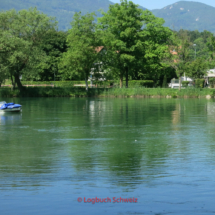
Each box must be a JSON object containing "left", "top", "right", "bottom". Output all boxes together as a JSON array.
[
  {"left": 168, "top": 31, "right": 191, "bottom": 90},
  {"left": 59, "top": 12, "right": 99, "bottom": 91},
  {"left": 207, "top": 34, "right": 215, "bottom": 69},
  {"left": 0, "top": 8, "right": 57, "bottom": 90},
  {"left": 37, "top": 30, "right": 67, "bottom": 81},
  {"left": 186, "top": 57, "right": 208, "bottom": 78},
  {"left": 169, "top": 30, "right": 214, "bottom": 89},
  {"left": 0, "top": 65, "right": 8, "bottom": 87},
  {"left": 98, "top": 0, "right": 172, "bottom": 88},
  {"left": 192, "top": 37, "right": 210, "bottom": 59}
]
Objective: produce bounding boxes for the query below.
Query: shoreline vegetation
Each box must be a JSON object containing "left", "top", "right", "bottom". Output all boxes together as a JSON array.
[
  {"left": 1, "top": 87, "right": 215, "bottom": 99},
  {"left": 1, "top": 4, "right": 215, "bottom": 93}
]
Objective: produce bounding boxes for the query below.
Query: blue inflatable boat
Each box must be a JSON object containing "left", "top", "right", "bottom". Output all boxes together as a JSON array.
[{"left": 0, "top": 101, "right": 22, "bottom": 112}]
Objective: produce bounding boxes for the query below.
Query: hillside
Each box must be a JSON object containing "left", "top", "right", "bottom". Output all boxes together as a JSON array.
[
  {"left": 1, "top": 0, "right": 215, "bottom": 32},
  {"left": 152, "top": 1, "right": 215, "bottom": 32},
  {"left": 0, "top": 0, "right": 114, "bottom": 30}
]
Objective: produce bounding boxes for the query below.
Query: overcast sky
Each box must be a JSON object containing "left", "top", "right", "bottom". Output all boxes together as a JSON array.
[{"left": 111, "top": 0, "right": 215, "bottom": 10}]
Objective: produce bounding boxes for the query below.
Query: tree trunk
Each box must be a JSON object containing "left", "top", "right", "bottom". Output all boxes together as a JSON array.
[
  {"left": 14, "top": 72, "right": 23, "bottom": 91},
  {"left": 125, "top": 67, "right": 128, "bottom": 88},
  {"left": 179, "top": 75, "right": 181, "bottom": 91},
  {"left": 85, "top": 76, "right": 88, "bottom": 91},
  {"left": 120, "top": 74, "right": 123, "bottom": 88},
  {"left": 11, "top": 75, "right": 15, "bottom": 91}
]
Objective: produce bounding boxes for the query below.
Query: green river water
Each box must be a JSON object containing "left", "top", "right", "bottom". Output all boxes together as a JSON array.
[{"left": 1, "top": 97, "right": 215, "bottom": 215}]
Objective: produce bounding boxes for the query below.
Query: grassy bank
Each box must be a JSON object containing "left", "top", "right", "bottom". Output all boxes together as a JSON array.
[
  {"left": 1, "top": 87, "right": 215, "bottom": 98},
  {"left": 3, "top": 80, "right": 154, "bottom": 88}
]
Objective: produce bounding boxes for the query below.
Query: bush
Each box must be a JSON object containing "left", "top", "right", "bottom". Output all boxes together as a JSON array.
[
  {"left": 21, "top": 80, "right": 114, "bottom": 88},
  {"left": 0, "top": 88, "right": 20, "bottom": 97},
  {"left": 3, "top": 80, "right": 154, "bottom": 88},
  {"left": 209, "top": 78, "right": 215, "bottom": 88},
  {"left": 21, "top": 81, "right": 90, "bottom": 87},
  {"left": 93, "top": 80, "right": 114, "bottom": 88},
  {"left": 182, "top": 81, "right": 190, "bottom": 87},
  {"left": 129, "top": 80, "right": 154, "bottom": 88},
  {"left": 195, "top": 79, "right": 205, "bottom": 88},
  {"left": 114, "top": 80, "right": 154, "bottom": 88}
]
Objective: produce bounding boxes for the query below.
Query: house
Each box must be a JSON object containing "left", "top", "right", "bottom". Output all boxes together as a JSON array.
[
  {"left": 169, "top": 69, "right": 215, "bottom": 88},
  {"left": 205, "top": 69, "right": 215, "bottom": 85},
  {"left": 169, "top": 76, "right": 194, "bottom": 88},
  {"left": 170, "top": 49, "right": 179, "bottom": 63},
  {"left": 89, "top": 46, "right": 107, "bottom": 83},
  {"left": 206, "top": 69, "right": 215, "bottom": 77}
]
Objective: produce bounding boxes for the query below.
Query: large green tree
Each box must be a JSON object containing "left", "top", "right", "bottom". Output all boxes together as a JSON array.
[
  {"left": 37, "top": 30, "right": 67, "bottom": 81},
  {"left": 98, "top": 0, "right": 172, "bottom": 88},
  {"left": 59, "top": 12, "right": 99, "bottom": 90},
  {"left": 0, "top": 8, "right": 57, "bottom": 90}
]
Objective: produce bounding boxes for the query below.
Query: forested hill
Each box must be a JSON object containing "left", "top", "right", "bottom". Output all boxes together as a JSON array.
[
  {"left": 152, "top": 1, "right": 215, "bottom": 33},
  {"left": 1, "top": 0, "right": 215, "bottom": 32},
  {"left": 0, "top": 0, "right": 114, "bottom": 30}
]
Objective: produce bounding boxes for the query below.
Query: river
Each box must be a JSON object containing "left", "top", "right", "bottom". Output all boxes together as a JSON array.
[{"left": 1, "top": 97, "right": 215, "bottom": 215}]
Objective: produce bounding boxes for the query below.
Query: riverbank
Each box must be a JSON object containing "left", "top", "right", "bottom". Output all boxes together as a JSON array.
[{"left": 1, "top": 87, "right": 215, "bottom": 98}]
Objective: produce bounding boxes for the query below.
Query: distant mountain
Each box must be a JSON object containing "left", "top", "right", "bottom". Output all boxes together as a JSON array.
[
  {"left": 1, "top": 0, "right": 215, "bottom": 32},
  {"left": 152, "top": 1, "right": 215, "bottom": 32},
  {"left": 0, "top": 0, "right": 114, "bottom": 30}
]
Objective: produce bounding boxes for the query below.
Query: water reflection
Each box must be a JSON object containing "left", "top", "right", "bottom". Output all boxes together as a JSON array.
[
  {"left": 206, "top": 100, "right": 215, "bottom": 118},
  {"left": 1, "top": 98, "right": 215, "bottom": 190},
  {"left": 2, "top": 98, "right": 215, "bottom": 215},
  {"left": 0, "top": 112, "right": 22, "bottom": 125},
  {"left": 0, "top": 100, "right": 65, "bottom": 189},
  {"left": 66, "top": 99, "right": 178, "bottom": 187},
  {"left": 171, "top": 103, "right": 181, "bottom": 125}
]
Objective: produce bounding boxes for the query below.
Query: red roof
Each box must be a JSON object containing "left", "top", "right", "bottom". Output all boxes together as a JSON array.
[{"left": 95, "top": 46, "right": 104, "bottom": 53}]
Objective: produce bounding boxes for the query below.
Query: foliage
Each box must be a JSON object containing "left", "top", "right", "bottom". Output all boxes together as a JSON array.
[
  {"left": 162, "top": 75, "right": 168, "bottom": 88},
  {"left": 36, "top": 30, "right": 68, "bottom": 81},
  {"left": 59, "top": 12, "right": 99, "bottom": 90},
  {"left": 21, "top": 81, "right": 90, "bottom": 87},
  {"left": 113, "top": 80, "right": 154, "bottom": 88},
  {"left": 0, "top": 65, "right": 7, "bottom": 86},
  {"left": 98, "top": 0, "right": 172, "bottom": 88},
  {"left": 176, "top": 29, "right": 213, "bottom": 60},
  {"left": 127, "top": 80, "right": 154, "bottom": 88},
  {"left": 207, "top": 34, "right": 215, "bottom": 69},
  {"left": 0, "top": 5, "right": 215, "bottom": 92},
  {"left": 93, "top": 80, "right": 114, "bottom": 88},
  {"left": 4, "top": 80, "right": 154, "bottom": 88},
  {"left": 3, "top": 80, "right": 92, "bottom": 87},
  {"left": 182, "top": 81, "right": 190, "bottom": 87},
  {"left": 0, "top": 8, "right": 57, "bottom": 90},
  {"left": 209, "top": 78, "right": 215, "bottom": 88},
  {"left": 195, "top": 79, "right": 205, "bottom": 88},
  {"left": 1, "top": 87, "right": 215, "bottom": 98},
  {"left": 186, "top": 58, "right": 209, "bottom": 78},
  {"left": 169, "top": 30, "right": 192, "bottom": 90}
]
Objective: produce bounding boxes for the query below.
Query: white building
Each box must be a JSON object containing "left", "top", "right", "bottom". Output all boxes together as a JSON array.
[
  {"left": 169, "top": 69, "right": 215, "bottom": 88},
  {"left": 169, "top": 75, "right": 194, "bottom": 89},
  {"left": 206, "top": 69, "right": 215, "bottom": 77},
  {"left": 205, "top": 69, "right": 215, "bottom": 85}
]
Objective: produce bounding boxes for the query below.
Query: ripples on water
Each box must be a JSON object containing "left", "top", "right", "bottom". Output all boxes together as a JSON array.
[{"left": 1, "top": 98, "right": 215, "bottom": 215}]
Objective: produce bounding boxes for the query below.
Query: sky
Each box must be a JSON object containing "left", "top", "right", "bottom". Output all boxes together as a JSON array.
[{"left": 111, "top": 0, "right": 215, "bottom": 10}]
